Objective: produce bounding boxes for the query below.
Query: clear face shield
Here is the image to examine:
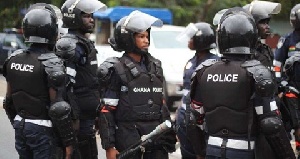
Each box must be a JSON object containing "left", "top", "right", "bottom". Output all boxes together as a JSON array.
[
  {"left": 116, "top": 10, "right": 163, "bottom": 34},
  {"left": 175, "top": 23, "right": 199, "bottom": 43},
  {"left": 62, "top": 0, "right": 107, "bottom": 14},
  {"left": 243, "top": 1, "right": 281, "bottom": 20}
]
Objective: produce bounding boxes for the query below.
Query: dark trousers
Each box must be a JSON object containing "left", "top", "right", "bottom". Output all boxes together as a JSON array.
[
  {"left": 73, "top": 119, "right": 97, "bottom": 159},
  {"left": 176, "top": 107, "right": 197, "bottom": 159},
  {"left": 14, "top": 120, "right": 59, "bottom": 159}
]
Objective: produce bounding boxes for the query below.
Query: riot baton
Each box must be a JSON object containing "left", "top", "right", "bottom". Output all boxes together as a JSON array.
[{"left": 116, "top": 120, "right": 172, "bottom": 159}]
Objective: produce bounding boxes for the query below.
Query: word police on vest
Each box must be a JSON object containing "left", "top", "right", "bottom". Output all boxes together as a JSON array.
[
  {"left": 11, "top": 63, "right": 34, "bottom": 72},
  {"left": 207, "top": 74, "right": 238, "bottom": 82},
  {"left": 133, "top": 87, "right": 163, "bottom": 93}
]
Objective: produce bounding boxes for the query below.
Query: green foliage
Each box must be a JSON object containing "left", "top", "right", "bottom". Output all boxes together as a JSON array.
[{"left": 0, "top": 0, "right": 295, "bottom": 31}]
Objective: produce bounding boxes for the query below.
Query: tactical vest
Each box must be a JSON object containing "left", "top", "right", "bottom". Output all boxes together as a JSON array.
[
  {"left": 191, "top": 59, "right": 257, "bottom": 138},
  {"left": 4, "top": 49, "right": 53, "bottom": 119},
  {"left": 114, "top": 54, "right": 164, "bottom": 121},
  {"left": 255, "top": 42, "right": 274, "bottom": 70},
  {"left": 63, "top": 34, "right": 99, "bottom": 93}
]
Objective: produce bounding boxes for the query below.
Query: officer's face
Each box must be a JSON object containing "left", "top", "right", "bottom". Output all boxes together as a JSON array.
[
  {"left": 257, "top": 19, "right": 270, "bottom": 39},
  {"left": 81, "top": 13, "right": 94, "bottom": 33},
  {"left": 134, "top": 31, "right": 149, "bottom": 51},
  {"left": 188, "top": 38, "right": 195, "bottom": 50}
]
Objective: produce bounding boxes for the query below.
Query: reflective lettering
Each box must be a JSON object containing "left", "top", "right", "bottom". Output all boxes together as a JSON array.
[
  {"left": 11, "top": 63, "right": 34, "bottom": 72},
  {"left": 153, "top": 87, "right": 163, "bottom": 92},
  {"left": 207, "top": 74, "right": 238, "bottom": 82},
  {"left": 133, "top": 87, "right": 151, "bottom": 92},
  {"left": 63, "top": 13, "right": 75, "bottom": 18},
  {"left": 133, "top": 87, "right": 163, "bottom": 93}
]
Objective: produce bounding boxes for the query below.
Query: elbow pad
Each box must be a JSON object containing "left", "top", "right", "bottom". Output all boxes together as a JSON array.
[
  {"left": 260, "top": 116, "right": 295, "bottom": 158},
  {"left": 49, "top": 101, "right": 75, "bottom": 146}
]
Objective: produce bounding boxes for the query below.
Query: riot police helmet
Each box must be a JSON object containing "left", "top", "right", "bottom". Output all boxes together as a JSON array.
[
  {"left": 108, "top": 10, "right": 163, "bottom": 54},
  {"left": 22, "top": 4, "right": 58, "bottom": 44},
  {"left": 176, "top": 22, "right": 216, "bottom": 52},
  {"left": 290, "top": 4, "right": 300, "bottom": 30},
  {"left": 61, "top": 0, "right": 106, "bottom": 30},
  {"left": 217, "top": 7, "right": 258, "bottom": 55},
  {"left": 243, "top": 1, "right": 281, "bottom": 24}
]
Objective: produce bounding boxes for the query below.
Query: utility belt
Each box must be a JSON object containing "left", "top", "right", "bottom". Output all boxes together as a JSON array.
[
  {"left": 207, "top": 136, "right": 255, "bottom": 150},
  {"left": 14, "top": 115, "right": 52, "bottom": 127}
]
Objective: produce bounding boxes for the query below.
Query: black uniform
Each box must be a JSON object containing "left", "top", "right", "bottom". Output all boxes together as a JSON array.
[
  {"left": 188, "top": 7, "right": 295, "bottom": 159},
  {"left": 2, "top": 5, "right": 75, "bottom": 159},
  {"left": 57, "top": 0, "right": 107, "bottom": 158},
  {"left": 97, "top": 10, "right": 176, "bottom": 159}
]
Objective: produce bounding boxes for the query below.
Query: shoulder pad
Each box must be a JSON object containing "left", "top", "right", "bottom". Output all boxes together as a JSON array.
[
  {"left": 6, "top": 49, "right": 25, "bottom": 60},
  {"left": 3, "top": 49, "right": 25, "bottom": 76},
  {"left": 192, "top": 59, "right": 217, "bottom": 79},
  {"left": 55, "top": 35, "right": 78, "bottom": 61},
  {"left": 195, "top": 59, "right": 217, "bottom": 71},
  {"left": 284, "top": 55, "right": 300, "bottom": 72},
  {"left": 97, "top": 57, "right": 120, "bottom": 81},
  {"left": 37, "top": 53, "right": 58, "bottom": 60},
  {"left": 38, "top": 53, "right": 65, "bottom": 74},
  {"left": 241, "top": 59, "right": 261, "bottom": 68},
  {"left": 250, "top": 66, "right": 275, "bottom": 97}
]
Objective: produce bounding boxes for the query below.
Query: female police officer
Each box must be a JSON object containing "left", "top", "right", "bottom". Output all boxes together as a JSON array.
[{"left": 97, "top": 10, "right": 177, "bottom": 159}]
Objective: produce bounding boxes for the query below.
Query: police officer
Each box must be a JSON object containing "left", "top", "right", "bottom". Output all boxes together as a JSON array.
[
  {"left": 175, "top": 22, "right": 220, "bottom": 159},
  {"left": 243, "top": 1, "right": 281, "bottom": 69},
  {"left": 243, "top": 2, "right": 282, "bottom": 158},
  {"left": 97, "top": 10, "right": 177, "bottom": 159},
  {"left": 55, "top": 0, "right": 107, "bottom": 158},
  {"left": 274, "top": 3, "right": 300, "bottom": 157},
  {"left": 3, "top": 4, "right": 75, "bottom": 159},
  {"left": 188, "top": 7, "right": 295, "bottom": 159}
]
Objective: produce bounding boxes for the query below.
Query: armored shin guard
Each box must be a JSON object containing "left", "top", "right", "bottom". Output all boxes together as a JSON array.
[
  {"left": 49, "top": 101, "right": 75, "bottom": 146},
  {"left": 261, "top": 117, "right": 296, "bottom": 159}
]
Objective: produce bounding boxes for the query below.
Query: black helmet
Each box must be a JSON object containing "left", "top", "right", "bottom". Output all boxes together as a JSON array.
[
  {"left": 22, "top": 5, "right": 58, "bottom": 44},
  {"left": 108, "top": 10, "right": 163, "bottom": 54},
  {"left": 290, "top": 4, "right": 300, "bottom": 30},
  {"left": 61, "top": 0, "right": 106, "bottom": 29},
  {"left": 193, "top": 23, "right": 216, "bottom": 51},
  {"left": 217, "top": 7, "right": 258, "bottom": 55},
  {"left": 176, "top": 22, "right": 215, "bottom": 51},
  {"left": 243, "top": 1, "right": 281, "bottom": 23}
]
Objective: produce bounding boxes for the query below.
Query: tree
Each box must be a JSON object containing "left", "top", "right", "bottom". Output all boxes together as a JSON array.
[{"left": 0, "top": 0, "right": 295, "bottom": 32}]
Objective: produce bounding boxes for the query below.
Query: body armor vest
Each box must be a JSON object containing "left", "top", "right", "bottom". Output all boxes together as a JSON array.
[
  {"left": 114, "top": 54, "right": 164, "bottom": 121},
  {"left": 192, "top": 60, "right": 257, "bottom": 138},
  {"left": 255, "top": 42, "right": 273, "bottom": 70},
  {"left": 5, "top": 50, "right": 52, "bottom": 119},
  {"left": 64, "top": 34, "right": 99, "bottom": 93},
  {"left": 75, "top": 35, "right": 98, "bottom": 92}
]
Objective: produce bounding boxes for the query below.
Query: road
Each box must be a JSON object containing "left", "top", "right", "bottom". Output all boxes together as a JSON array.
[{"left": 0, "top": 74, "right": 181, "bottom": 159}]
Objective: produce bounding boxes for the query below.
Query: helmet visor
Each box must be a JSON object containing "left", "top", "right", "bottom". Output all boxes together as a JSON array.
[
  {"left": 243, "top": 1, "right": 281, "bottom": 17},
  {"left": 117, "top": 10, "right": 163, "bottom": 33},
  {"left": 176, "top": 23, "right": 198, "bottom": 42},
  {"left": 63, "top": 0, "right": 107, "bottom": 14},
  {"left": 213, "top": 9, "right": 228, "bottom": 26}
]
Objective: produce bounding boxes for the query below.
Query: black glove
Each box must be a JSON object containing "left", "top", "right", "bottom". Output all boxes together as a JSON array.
[{"left": 155, "top": 130, "right": 177, "bottom": 153}]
